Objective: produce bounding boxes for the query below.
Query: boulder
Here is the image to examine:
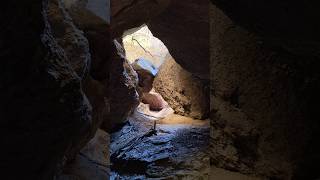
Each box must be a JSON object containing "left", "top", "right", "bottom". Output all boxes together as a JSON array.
[
  {"left": 148, "top": 0, "right": 210, "bottom": 79},
  {"left": 141, "top": 92, "right": 167, "bottom": 111},
  {"left": 154, "top": 56, "right": 209, "bottom": 119},
  {"left": 110, "top": 0, "right": 170, "bottom": 38}
]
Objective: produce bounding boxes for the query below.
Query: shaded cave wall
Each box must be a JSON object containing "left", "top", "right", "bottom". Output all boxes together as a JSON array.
[
  {"left": 1, "top": 0, "right": 320, "bottom": 179},
  {"left": 0, "top": 0, "right": 133, "bottom": 179},
  {"left": 0, "top": 0, "right": 94, "bottom": 179},
  {"left": 210, "top": 2, "right": 320, "bottom": 180}
]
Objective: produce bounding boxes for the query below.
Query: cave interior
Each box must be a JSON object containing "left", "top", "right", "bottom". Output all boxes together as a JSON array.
[{"left": 1, "top": 0, "right": 320, "bottom": 180}]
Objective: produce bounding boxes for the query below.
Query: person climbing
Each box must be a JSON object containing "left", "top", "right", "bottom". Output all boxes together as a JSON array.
[{"left": 131, "top": 58, "right": 167, "bottom": 111}]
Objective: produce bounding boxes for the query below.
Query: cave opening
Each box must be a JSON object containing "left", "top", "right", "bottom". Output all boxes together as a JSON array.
[{"left": 109, "top": 24, "right": 210, "bottom": 179}]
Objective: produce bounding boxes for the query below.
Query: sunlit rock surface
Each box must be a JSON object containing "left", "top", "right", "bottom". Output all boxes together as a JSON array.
[
  {"left": 123, "top": 25, "right": 169, "bottom": 68},
  {"left": 154, "top": 56, "right": 210, "bottom": 119},
  {"left": 136, "top": 101, "right": 174, "bottom": 120}
]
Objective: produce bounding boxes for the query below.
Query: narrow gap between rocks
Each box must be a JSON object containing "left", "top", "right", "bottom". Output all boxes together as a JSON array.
[{"left": 110, "top": 24, "right": 210, "bottom": 179}]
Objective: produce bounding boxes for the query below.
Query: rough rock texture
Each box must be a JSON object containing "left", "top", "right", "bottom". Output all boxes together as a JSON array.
[
  {"left": 111, "top": 0, "right": 211, "bottom": 120},
  {"left": 101, "top": 40, "right": 140, "bottom": 131},
  {"left": 154, "top": 56, "right": 209, "bottom": 119},
  {"left": 65, "top": 2, "right": 140, "bottom": 131},
  {"left": 111, "top": 111, "right": 210, "bottom": 179},
  {"left": 0, "top": 0, "right": 93, "bottom": 179},
  {"left": 110, "top": 0, "right": 170, "bottom": 38},
  {"left": 64, "top": 0, "right": 111, "bottom": 81},
  {"left": 210, "top": 168, "right": 266, "bottom": 180},
  {"left": 210, "top": 0, "right": 320, "bottom": 59},
  {"left": 148, "top": 0, "right": 210, "bottom": 79},
  {"left": 210, "top": 3, "right": 320, "bottom": 180},
  {"left": 63, "top": 0, "right": 110, "bottom": 25},
  {"left": 57, "top": 129, "right": 110, "bottom": 180},
  {"left": 48, "top": 0, "right": 103, "bottom": 160},
  {"left": 111, "top": 0, "right": 209, "bottom": 79}
]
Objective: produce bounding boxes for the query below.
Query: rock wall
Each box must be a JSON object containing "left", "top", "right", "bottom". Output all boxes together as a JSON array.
[
  {"left": 111, "top": 0, "right": 170, "bottom": 38},
  {"left": 111, "top": 0, "right": 210, "bottom": 80},
  {"left": 101, "top": 40, "right": 140, "bottom": 131},
  {"left": 154, "top": 56, "right": 209, "bottom": 119},
  {"left": 210, "top": 0, "right": 320, "bottom": 59},
  {"left": 0, "top": 0, "right": 93, "bottom": 179},
  {"left": 148, "top": 0, "right": 210, "bottom": 79},
  {"left": 65, "top": 0, "right": 140, "bottom": 132},
  {"left": 0, "top": 0, "right": 135, "bottom": 179},
  {"left": 210, "top": 3, "right": 320, "bottom": 180}
]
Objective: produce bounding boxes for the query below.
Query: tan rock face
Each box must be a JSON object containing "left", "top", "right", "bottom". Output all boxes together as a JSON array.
[{"left": 154, "top": 56, "right": 209, "bottom": 119}]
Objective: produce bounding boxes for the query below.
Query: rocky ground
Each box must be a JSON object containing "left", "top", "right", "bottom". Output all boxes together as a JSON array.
[
  {"left": 57, "top": 129, "right": 110, "bottom": 180},
  {"left": 109, "top": 105, "right": 266, "bottom": 180},
  {"left": 110, "top": 105, "right": 210, "bottom": 180}
]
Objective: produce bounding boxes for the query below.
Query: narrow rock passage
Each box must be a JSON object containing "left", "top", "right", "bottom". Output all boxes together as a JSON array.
[{"left": 110, "top": 107, "right": 210, "bottom": 179}]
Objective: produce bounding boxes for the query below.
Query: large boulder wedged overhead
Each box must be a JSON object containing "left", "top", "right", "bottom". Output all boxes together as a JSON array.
[
  {"left": 111, "top": 0, "right": 171, "bottom": 38},
  {"left": 148, "top": 0, "right": 210, "bottom": 79}
]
